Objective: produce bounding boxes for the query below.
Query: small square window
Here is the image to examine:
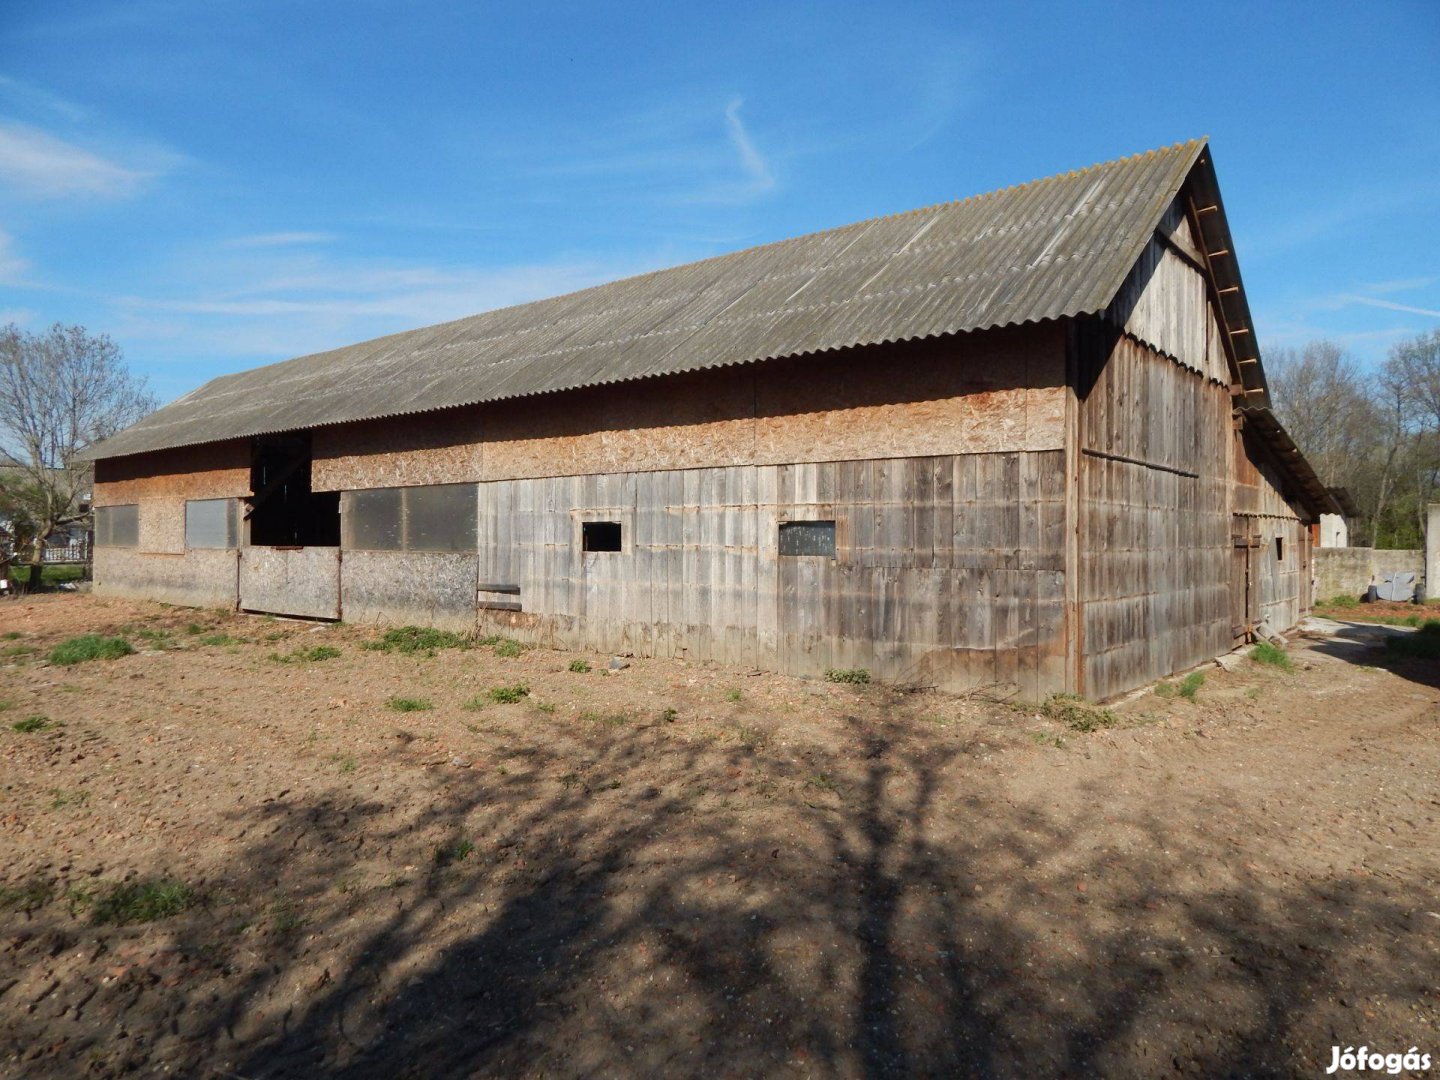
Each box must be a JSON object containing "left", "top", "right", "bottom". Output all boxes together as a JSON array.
[
  {"left": 582, "top": 520, "right": 623, "bottom": 553},
  {"left": 779, "top": 520, "right": 836, "bottom": 557}
]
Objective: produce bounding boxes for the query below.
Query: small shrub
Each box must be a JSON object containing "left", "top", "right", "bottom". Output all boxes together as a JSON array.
[
  {"left": 434, "top": 838, "right": 475, "bottom": 867},
  {"left": 660, "top": 707, "right": 679, "bottom": 722},
  {"left": 1386, "top": 621, "right": 1440, "bottom": 660},
  {"left": 724, "top": 688, "right": 743, "bottom": 703},
  {"left": 90, "top": 879, "right": 194, "bottom": 925},
  {"left": 11, "top": 715, "right": 53, "bottom": 733},
  {"left": 269, "top": 645, "right": 341, "bottom": 663},
  {"left": 488, "top": 684, "right": 529, "bottom": 704},
  {"left": 824, "top": 668, "right": 872, "bottom": 685},
  {"left": 50, "top": 634, "right": 134, "bottom": 666},
  {"left": 387, "top": 696, "right": 433, "bottom": 712},
  {"left": 568, "top": 659, "right": 591, "bottom": 673},
  {"left": 493, "top": 638, "right": 524, "bottom": 658},
  {"left": 1041, "top": 694, "right": 1118, "bottom": 733},
  {"left": 1250, "top": 641, "right": 1293, "bottom": 671},
  {"left": 1178, "top": 671, "right": 1205, "bottom": 700},
  {"left": 337, "top": 756, "right": 357, "bottom": 774}
]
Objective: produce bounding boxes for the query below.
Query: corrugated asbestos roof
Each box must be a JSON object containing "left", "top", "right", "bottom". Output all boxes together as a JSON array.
[{"left": 87, "top": 140, "right": 1211, "bottom": 461}]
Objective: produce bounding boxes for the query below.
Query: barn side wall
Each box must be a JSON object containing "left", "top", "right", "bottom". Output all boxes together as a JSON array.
[
  {"left": 1232, "top": 424, "right": 1312, "bottom": 633},
  {"left": 91, "top": 325, "right": 1071, "bottom": 696}
]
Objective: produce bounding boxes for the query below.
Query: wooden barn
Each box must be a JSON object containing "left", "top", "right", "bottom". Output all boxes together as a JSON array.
[{"left": 82, "top": 140, "right": 1335, "bottom": 701}]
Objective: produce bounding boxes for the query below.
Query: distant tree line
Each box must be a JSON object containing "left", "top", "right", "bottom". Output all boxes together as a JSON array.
[
  {"left": 1267, "top": 329, "right": 1440, "bottom": 549},
  {"left": 0, "top": 323, "right": 155, "bottom": 584}
]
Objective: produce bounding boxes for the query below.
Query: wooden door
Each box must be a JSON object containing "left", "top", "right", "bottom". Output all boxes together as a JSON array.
[{"left": 1230, "top": 516, "right": 1258, "bottom": 643}]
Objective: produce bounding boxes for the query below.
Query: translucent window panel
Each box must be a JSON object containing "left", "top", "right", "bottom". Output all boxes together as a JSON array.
[
  {"left": 778, "top": 520, "right": 836, "bottom": 557},
  {"left": 185, "top": 498, "right": 237, "bottom": 549},
  {"left": 95, "top": 504, "right": 139, "bottom": 548},
  {"left": 342, "top": 487, "right": 403, "bottom": 551},
  {"left": 403, "top": 483, "right": 477, "bottom": 553}
]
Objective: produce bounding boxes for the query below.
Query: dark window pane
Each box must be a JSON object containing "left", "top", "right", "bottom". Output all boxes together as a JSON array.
[
  {"left": 343, "top": 488, "right": 403, "bottom": 551},
  {"left": 779, "top": 520, "right": 836, "bottom": 557},
  {"left": 582, "top": 520, "right": 622, "bottom": 553},
  {"left": 96, "top": 504, "right": 139, "bottom": 548},
  {"left": 404, "top": 484, "right": 477, "bottom": 553},
  {"left": 185, "top": 499, "right": 236, "bottom": 549}
]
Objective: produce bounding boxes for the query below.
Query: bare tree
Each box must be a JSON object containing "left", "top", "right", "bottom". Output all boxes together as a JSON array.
[{"left": 0, "top": 323, "right": 156, "bottom": 581}]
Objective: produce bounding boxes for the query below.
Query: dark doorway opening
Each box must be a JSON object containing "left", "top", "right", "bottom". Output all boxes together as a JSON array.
[{"left": 248, "top": 434, "right": 340, "bottom": 547}]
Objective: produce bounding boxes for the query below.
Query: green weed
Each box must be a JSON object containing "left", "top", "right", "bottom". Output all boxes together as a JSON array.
[
  {"left": 362, "top": 626, "right": 470, "bottom": 654},
  {"left": 387, "top": 696, "right": 434, "bottom": 713},
  {"left": 823, "top": 668, "right": 872, "bottom": 685},
  {"left": 434, "top": 838, "right": 475, "bottom": 867},
  {"left": 1250, "top": 641, "right": 1293, "bottom": 671},
  {"left": 568, "top": 659, "right": 591, "bottom": 673},
  {"left": 0, "top": 644, "right": 36, "bottom": 657},
  {"left": 199, "top": 633, "right": 241, "bottom": 646},
  {"left": 89, "top": 879, "right": 195, "bottom": 925},
  {"left": 488, "top": 684, "right": 530, "bottom": 704},
  {"left": 1041, "top": 693, "right": 1118, "bottom": 733},
  {"left": 581, "top": 710, "right": 631, "bottom": 728},
  {"left": 269, "top": 645, "right": 341, "bottom": 663},
  {"left": 492, "top": 638, "right": 524, "bottom": 658},
  {"left": 724, "top": 688, "right": 743, "bottom": 703},
  {"left": 1178, "top": 671, "right": 1205, "bottom": 700},
  {"left": 49, "top": 634, "right": 134, "bottom": 666},
  {"left": 11, "top": 715, "right": 53, "bottom": 733}
]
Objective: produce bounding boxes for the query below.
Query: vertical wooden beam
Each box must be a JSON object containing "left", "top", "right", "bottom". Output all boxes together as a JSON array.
[{"left": 1063, "top": 317, "right": 1084, "bottom": 697}]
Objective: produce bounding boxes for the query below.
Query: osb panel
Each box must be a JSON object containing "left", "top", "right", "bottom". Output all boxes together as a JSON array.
[
  {"left": 482, "top": 369, "right": 757, "bottom": 482},
  {"left": 754, "top": 324, "right": 1066, "bottom": 464},
  {"left": 139, "top": 499, "right": 184, "bottom": 555},
  {"left": 93, "top": 439, "right": 250, "bottom": 505},
  {"left": 340, "top": 550, "right": 479, "bottom": 633},
  {"left": 93, "top": 548, "right": 238, "bottom": 609},
  {"left": 239, "top": 548, "right": 341, "bottom": 618},
  {"left": 313, "top": 409, "right": 485, "bottom": 491},
  {"left": 310, "top": 324, "right": 1066, "bottom": 489}
]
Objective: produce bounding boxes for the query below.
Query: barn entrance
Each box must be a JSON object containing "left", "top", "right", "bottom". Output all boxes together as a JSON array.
[
  {"left": 239, "top": 434, "right": 342, "bottom": 619},
  {"left": 1230, "top": 515, "right": 1259, "bottom": 643}
]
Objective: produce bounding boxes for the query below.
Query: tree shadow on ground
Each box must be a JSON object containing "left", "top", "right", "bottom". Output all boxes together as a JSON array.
[{"left": 1, "top": 715, "right": 1432, "bottom": 1078}]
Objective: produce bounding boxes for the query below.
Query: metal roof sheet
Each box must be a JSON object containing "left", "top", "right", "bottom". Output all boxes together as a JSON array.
[{"left": 87, "top": 140, "right": 1211, "bottom": 461}]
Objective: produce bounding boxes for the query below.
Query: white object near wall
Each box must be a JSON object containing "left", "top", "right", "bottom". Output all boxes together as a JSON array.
[{"left": 1318, "top": 513, "right": 1348, "bottom": 548}]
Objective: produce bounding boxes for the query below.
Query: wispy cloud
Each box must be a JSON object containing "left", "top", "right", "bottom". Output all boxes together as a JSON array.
[
  {"left": 724, "top": 98, "right": 774, "bottom": 192},
  {"left": 1340, "top": 295, "right": 1440, "bottom": 319},
  {"left": 0, "top": 228, "right": 29, "bottom": 283},
  {"left": 0, "top": 119, "right": 158, "bottom": 198},
  {"left": 0, "top": 75, "right": 88, "bottom": 122},
  {"left": 224, "top": 231, "right": 338, "bottom": 249}
]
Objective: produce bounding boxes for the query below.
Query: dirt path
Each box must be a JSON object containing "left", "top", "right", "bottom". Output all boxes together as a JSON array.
[{"left": 0, "top": 595, "right": 1436, "bottom": 1078}]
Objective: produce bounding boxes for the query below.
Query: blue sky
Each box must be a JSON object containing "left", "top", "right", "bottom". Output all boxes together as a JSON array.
[{"left": 1, "top": 0, "right": 1437, "bottom": 403}]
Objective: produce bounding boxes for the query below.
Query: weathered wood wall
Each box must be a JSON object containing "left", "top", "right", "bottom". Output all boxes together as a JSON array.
[
  {"left": 1232, "top": 424, "right": 1310, "bottom": 633},
  {"left": 474, "top": 451, "right": 1067, "bottom": 697}
]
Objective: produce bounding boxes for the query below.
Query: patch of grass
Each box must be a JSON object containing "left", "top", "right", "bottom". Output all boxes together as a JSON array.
[
  {"left": 1041, "top": 693, "right": 1118, "bottom": 733},
  {"left": 492, "top": 637, "right": 524, "bottom": 658},
  {"left": 184, "top": 622, "right": 206, "bottom": 635},
  {"left": 567, "top": 659, "right": 591, "bottom": 673},
  {"left": 735, "top": 724, "right": 768, "bottom": 748},
  {"left": 534, "top": 701, "right": 557, "bottom": 715},
  {"left": 1, "top": 630, "right": 22, "bottom": 640},
  {"left": 1319, "top": 594, "right": 1360, "bottom": 609},
  {"left": 488, "top": 684, "right": 530, "bottom": 704},
  {"left": 11, "top": 715, "right": 54, "bottom": 733},
  {"left": 724, "top": 688, "right": 743, "bottom": 703},
  {"left": 198, "top": 633, "right": 241, "bottom": 646},
  {"left": 1385, "top": 620, "right": 1440, "bottom": 660},
  {"left": 8, "top": 565, "right": 84, "bottom": 585},
  {"left": 461, "top": 696, "right": 488, "bottom": 712},
  {"left": 49, "top": 634, "right": 134, "bottom": 666},
  {"left": 660, "top": 707, "right": 679, "bottom": 723},
  {"left": 269, "top": 644, "right": 341, "bottom": 663},
  {"left": 337, "top": 756, "right": 357, "bottom": 774},
  {"left": 1154, "top": 680, "right": 1176, "bottom": 698},
  {"left": 581, "top": 709, "right": 631, "bottom": 728},
  {"left": 89, "top": 879, "right": 195, "bottom": 925},
  {"left": 50, "top": 788, "right": 90, "bottom": 809},
  {"left": 1029, "top": 730, "right": 1066, "bottom": 749},
  {"left": 0, "top": 880, "right": 53, "bottom": 912},
  {"left": 136, "top": 627, "right": 175, "bottom": 648},
  {"left": 387, "top": 696, "right": 434, "bottom": 713},
  {"left": 362, "top": 625, "right": 470, "bottom": 655},
  {"left": 0, "top": 643, "right": 36, "bottom": 657},
  {"left": 823, "top": 667, "right": 872, "bottom": 685},
  {"left": 0, "top": 700, "right": 12, "bottom": 711},
  {"left": 1178, "top": 671, "right": 1205, "bottom": 700},
  {"left": 434, "top": 838, "right": 475, "bottom": 867},
  {"left": 1250, "top": 641, "right": 1293, "bottom": 671}
]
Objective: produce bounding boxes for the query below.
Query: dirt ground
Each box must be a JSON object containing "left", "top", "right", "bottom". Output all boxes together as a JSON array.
[{"left": 0, "top": 595, "right": 1436, "bottom": 1079}]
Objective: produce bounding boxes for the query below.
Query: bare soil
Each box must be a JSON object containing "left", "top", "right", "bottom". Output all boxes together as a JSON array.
[{"left": 0, "top": 595, "right": 1436, "bottom": 1078}]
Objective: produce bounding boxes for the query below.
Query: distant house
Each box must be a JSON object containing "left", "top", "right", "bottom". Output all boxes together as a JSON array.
[{"left": 81, "top": 140, "right": 1334, "bottom": 700}]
